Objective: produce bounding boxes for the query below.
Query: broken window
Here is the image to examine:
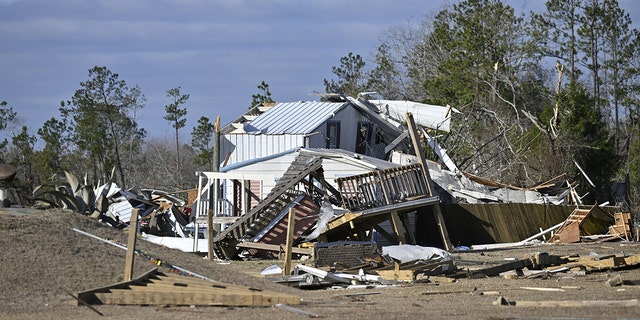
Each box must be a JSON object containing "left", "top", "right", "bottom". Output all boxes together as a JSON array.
[{"left": 356, "top": 121, "right": 372, "bottom": 154}]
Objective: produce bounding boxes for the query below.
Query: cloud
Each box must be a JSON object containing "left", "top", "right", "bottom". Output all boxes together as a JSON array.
[{"left": 3, "top": 0, "right": 637, "bottom": 141}]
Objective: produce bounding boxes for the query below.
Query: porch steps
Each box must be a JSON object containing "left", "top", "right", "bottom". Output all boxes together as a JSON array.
[{"left": 212, "top": 154, "right": 323, "bottom": 259}]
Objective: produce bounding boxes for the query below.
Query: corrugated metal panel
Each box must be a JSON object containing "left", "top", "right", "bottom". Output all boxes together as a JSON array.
[
  {"left": 370, "top": 100, "right": 452, "bottom": 132},
  {"left": 107, "top": 200, "right": 133, "bottom": 223},
  {"left": 248, "top": 101, "right": 347, "bottom": 134},
  {"left": 222, "top": 134, "right": 305, "bottom": 165}
]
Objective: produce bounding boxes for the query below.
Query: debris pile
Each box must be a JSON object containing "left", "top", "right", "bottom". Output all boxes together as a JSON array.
[
  {"left": 32, "top": 171, "right": 194, "bottom": 239},
  {"left": 4, "top": 95, "right": 637, "bottom": 314},
  {"left": 258, "top": 241, "right": 640, "bottom": 292}
]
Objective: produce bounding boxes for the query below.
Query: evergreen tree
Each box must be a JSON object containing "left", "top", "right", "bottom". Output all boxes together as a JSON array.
[
  {"left": 61, "top": 66, "right": 146, "bottom": 188},
  {"left": 36, "top": 116, "right": 69, "bottom": 179},
  {"left": 10, "top": 126, "right": 36, "bottom": 191},
  {"left": 191, "top": 116, "right": 214, "bottom": 170},
  {"left": 164, "top": 86, "right": 189, "bottom": 185},
  {"left": 250, "top": 81, "right": 274, "bottom": 108},
  {"left": 558, "top": 83, "right": 618, "bottom": 202},
  {"left": 324, "top": 52, "right": 368, "bottom": 97},
  {"left": 0, "top": 101, "right": 17, "bottom": 162},
  {"left": 368, "top": 44, "right": 403, "bottom": 100},
  {"left": 531, "top": 0, "right": 583, "bottom": 84}
]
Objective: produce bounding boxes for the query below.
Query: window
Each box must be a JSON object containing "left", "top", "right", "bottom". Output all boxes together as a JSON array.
[
  {"left": 326, "top": 120, "right": 341, "bottom": 149},
  {"left": 356, "top": 121, "right": 372, "bottom": 154}
]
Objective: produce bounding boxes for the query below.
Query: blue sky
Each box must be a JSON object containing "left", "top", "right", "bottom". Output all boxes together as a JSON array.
[{"left": 1, "top": 0, "right": 638, "bottom": 141}]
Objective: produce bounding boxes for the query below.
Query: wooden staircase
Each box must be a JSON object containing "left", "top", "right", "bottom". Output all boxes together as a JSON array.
[
  {"left": 549, "top": 205, "right": 614, "bottom": 243},
  {"left": 77, "top": 268, "right": 300, "bottom": 307},
  {"left": 212, "top": 154, "right": 324, "bottom": 259}
]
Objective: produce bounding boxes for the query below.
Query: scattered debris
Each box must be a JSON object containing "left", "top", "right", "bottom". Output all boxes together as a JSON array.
[
  {"left": 274, "top": 303, "right": 321, "bottom": 318},
  {"left": 548, "top": 204, "right": 614, "bottom": 243},
  {"left": 12, "top": 94, "right": 638, "bottom": 313},
  {"left": 494, "top": 297, "right": 639, "bottom": 307}
]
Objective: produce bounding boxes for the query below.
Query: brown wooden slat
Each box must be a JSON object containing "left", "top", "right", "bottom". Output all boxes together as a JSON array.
[
  {"left": 79, "top": 269, "right": 301, "bottom": 307},
  {"left": 95, "top": 290, "right": 262, "bottom": 306}
]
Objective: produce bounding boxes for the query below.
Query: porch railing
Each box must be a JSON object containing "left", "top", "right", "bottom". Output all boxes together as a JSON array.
[{"left": 335, "top": 163, "right": 429, "bottom": 211}]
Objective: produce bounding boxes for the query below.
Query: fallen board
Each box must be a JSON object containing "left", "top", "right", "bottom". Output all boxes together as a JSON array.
[{"left": 77, "top": 268, "right": 300, "bottom": 307}]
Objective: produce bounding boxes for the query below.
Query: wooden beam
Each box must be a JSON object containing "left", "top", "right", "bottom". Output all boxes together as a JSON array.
[
  {"left": 79, "top": 268, "right": 301, "bottom": 307},
  {"left": 207, "top": 209, "right": 214, "bottom": 260},
  {"left": 235, "top": 242, "right": 313, "bottom": 255},
  {"left": 433, "top": 205, "right": 452, "bottom": 251},
  {"left": 505, "top": 299, "right": 639, "bottom": 308},
  {"left": 123, "top": 208, "right": 139, "bottom": 281},
  {"left": 450, "top": 259, "right": 532, "bottom": 279},
  {"left": 405, "top": 112, "right": 434, "bottom": 197},
  {"left": 390, "top": 211, "right": 406, "bottom": 244},
  {"left": 373, "top": 225, "right": 397, "bottom": 244},
  {"left": 406, "top": 112, "right": 453, "bottom": 250},
  {"left": 399, "top": 212, "right": 416, "bottom": 244},
  {"left": 212, "top": 115, "right": 220, "bottom": 171},
  {"left": 327, "top": 212, "right": 363, "bottom": 230},
  {"left": 283, "top": 208, "right": 296, "bottom": 276},
  {"left": 309, "top": 171, "right": 343, "bottom": 202}
]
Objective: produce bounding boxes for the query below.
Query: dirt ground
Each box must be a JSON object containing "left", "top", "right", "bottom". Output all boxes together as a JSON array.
[{"left": 1, "top": 208, "right": 640, "bottom": 320}]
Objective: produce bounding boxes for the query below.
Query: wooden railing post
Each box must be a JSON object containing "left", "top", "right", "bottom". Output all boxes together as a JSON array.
[
  {"left": 405, "top": 112, "right": 452, "bottom": 251},
  {"left": 405, "top": 112, "right": 434, "bottom": 197},
  {"left": 124, "top": 208, "right": 139, "bottom": 281},
  {"left": 283, "top": 208, "right": 296, "bottom": 276}
]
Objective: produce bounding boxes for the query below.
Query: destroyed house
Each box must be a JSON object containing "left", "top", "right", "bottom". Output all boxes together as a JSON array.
[
  {"left": 219, "top": 99, "right": 408, "bottom": 166},
  {"left": 186, "top": 96, "right": 621, "bottom": 260},
  {"left": 196, "top": 147, "right": 445, "bottom": 259},
  {"left": 196, "top": 147, "right": 591, "bottom": 259}
]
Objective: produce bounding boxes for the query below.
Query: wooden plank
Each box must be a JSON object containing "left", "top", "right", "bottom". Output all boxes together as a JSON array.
[
  {"left": 83, "top": 269, "right": 300, "bottom": 307},
  {"left": 377, "top": 171, "right": 391, "bottom": 204},
  {"left": 94, "top": 290, "right": 260, "bottom": 306},
  {"left": 399, "top": 212, "right": 416, "bottom": 244},
  {"left": 207, "top": 209, "right": 214, "bottom": 260},
  {"left": 327, "top": 212, "right": 363, "bottom": 230},
  {"left": 450, "top": 259, "right": 531, "bottom": 279},
  {"left": 433, "top": 205, "right": 452, "bottom": 251},
  {"left": 146, "top": 278, "right": 256, "bottom": 292},
  {"left": 235, "top": 241, "right": 313, "bottom": 255},
  {"left": 123, "top": 208, "right": 139, "bottom": 281},
  {"left": 283, "top": 208, "right": 295, "bottom": 276},
  {"left": 377, "top": 270, "right": 415, "bottom": 282},
  {"left": 405, "top": 112, "right": 434, "bottom": 197},
  {"left": 77, "top": 268, "right": 160, "bottom": 305},
  {"left": 390, "top": 211, "right": 406, "bottom": 244},
  {"left": 195, "top": 216, "right": 240, "bottom": 224},
  {"left": 509, "top": 299, "right": 639, "bottom": 308}
]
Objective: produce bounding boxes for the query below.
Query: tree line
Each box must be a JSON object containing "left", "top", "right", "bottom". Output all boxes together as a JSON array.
[
  {"left": 1, "top": 0, "right": 638, "bottom": 212},
  {"left": 325, "top": 0, "right": 639, "bottom": 210}
]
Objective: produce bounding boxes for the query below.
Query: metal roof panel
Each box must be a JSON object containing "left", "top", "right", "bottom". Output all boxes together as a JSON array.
[{"left": 247, "top": 101, "right": 347, "bottom": 134}]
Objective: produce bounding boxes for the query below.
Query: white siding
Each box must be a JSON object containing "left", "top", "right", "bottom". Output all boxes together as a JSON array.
[
  {"left": 221, "top": 134, "right": 305, "bottom": 166},
  {"left": 223, "top": 151, "right": 378, "bottom": 192},
  {"left": 310, "top": 106, "right": 371, "bottom": 153}
]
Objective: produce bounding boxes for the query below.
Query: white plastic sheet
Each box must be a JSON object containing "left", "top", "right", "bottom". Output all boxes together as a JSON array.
[{"left": 382, "top": 245, "right": 452, "bottom": 263}]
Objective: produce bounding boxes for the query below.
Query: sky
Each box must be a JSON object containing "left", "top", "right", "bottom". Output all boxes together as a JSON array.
[{"left": 1, "top": 0, "right": 639, "bottom": 142}]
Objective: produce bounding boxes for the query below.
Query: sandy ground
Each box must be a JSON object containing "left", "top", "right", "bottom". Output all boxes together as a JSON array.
[{"left": 1, "top": 208, "right": 640, "bottom": 320}]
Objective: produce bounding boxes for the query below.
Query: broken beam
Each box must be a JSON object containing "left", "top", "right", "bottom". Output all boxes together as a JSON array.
[{"left": 235, "top": 242, "right": 313, "bottom": 256}]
